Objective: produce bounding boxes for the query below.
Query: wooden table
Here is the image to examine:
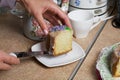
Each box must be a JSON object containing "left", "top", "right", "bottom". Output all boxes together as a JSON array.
[
  {"left": 0, "top": 13, "right": 119, "bottom": 80},
  {"left": 73, "top": 19, "right": 120, "bottom": 80}
]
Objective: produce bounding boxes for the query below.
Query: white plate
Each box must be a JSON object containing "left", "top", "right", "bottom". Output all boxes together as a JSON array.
[
  {"left": 96, "top": 42, "right": 120, "bottom": 80},
  {"left": 31, "top": 41, "right": 85, "bottom": 67}
]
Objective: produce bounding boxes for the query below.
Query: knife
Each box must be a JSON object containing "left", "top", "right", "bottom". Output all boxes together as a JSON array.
[{"left": 10, "top": 51, "right": 52, "bottom": 58}]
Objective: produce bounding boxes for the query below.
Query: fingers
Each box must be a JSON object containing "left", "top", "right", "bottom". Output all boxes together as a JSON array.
[
  {"left": 0, "top": 51, "right": 20, "bottom": 65},
  {"left": 34, "top": 13, "right": 49, "bottom": 35},
  {"left": 48, "top": 5, "right": 72, "bottom": 29},
  {"left": 3, "top": 55, "right": 20, "bottom": 65},
  {"left": 43, "top": 12, "right": 59, "bottom": 26},
  {"left": 21, "top": 0, "right": 72, "bottom": 35},
  {"left": 0, "top": 51, "right": 20, "bottom": 70},
  {"left": 57, "top": 13, "right": 72, "bottom": 29},
  {"left": 0, "top": 62, "right": 11, "bottom": 70}
]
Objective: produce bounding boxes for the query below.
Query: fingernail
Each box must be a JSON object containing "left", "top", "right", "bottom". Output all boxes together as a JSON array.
[{"left": 44, "top": 29, "right": 48, "bottom": 35}]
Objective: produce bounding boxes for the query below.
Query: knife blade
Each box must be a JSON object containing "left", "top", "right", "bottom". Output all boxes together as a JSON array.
[{"left": 10, "top": 51, "right": 52, "bottom": 58}]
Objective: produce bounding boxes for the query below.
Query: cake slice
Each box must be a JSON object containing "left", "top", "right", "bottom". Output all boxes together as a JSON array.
[
  {"left": 110, "top": 44, "right": 120, "bottom": 77},
  {"left": 47, "top": 25, "right": 73, "bottom": 56}
]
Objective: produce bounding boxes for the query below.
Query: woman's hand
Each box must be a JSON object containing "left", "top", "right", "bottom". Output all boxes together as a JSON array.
[
  {"left": 0, "top": 51, "right": 20, "bottom": 70},
  {"left": 20, "top": 0, "right": 72, "bottom": 35}
]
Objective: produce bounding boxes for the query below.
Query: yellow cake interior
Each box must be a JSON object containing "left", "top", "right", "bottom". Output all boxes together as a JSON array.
[
  {"left": 110, "top": 44, "right": 120, "bottom": 77},
  {"left": 49, "top": 29, "right": 73, "bottom": 56}
]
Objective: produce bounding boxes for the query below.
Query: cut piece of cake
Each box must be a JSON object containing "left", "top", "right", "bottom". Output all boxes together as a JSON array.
[
  {"left": 47, "top": 25, "right": 73, "bottom": 56},
  {"left": 110, "top": 44, "right": 120, "bottom": 77}
]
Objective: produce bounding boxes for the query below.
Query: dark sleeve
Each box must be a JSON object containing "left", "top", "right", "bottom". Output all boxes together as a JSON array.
[{"left": 0, "top": 0, "right": 16, "bottom": 8}]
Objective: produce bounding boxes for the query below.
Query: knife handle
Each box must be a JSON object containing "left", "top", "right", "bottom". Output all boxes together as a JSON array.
[{"left": 9, "top": 52, "right": 17, "bottom": 58}]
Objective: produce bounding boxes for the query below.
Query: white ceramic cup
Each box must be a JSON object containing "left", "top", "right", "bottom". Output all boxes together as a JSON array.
[{"left": 68, "top": 10, "right": 100, "bottom": 38}]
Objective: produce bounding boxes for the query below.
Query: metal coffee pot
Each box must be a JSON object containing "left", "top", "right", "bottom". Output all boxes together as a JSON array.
[
  {"left": 10, "top": 3, "right": 47, "bottom": 41},
  {"left": 69, "top": 0, "right": 108, "bottom": 16}
]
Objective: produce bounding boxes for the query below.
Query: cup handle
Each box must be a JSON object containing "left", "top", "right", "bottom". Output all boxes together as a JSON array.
[
  {"left": 90, "top": 16, "right": 101, "bottom": 30},
  {"left": 90, "top": 20, "right": 101, "bottom": 30},
  {"left": 90, "top": 16, "right": 114, "bottom": 30}
]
